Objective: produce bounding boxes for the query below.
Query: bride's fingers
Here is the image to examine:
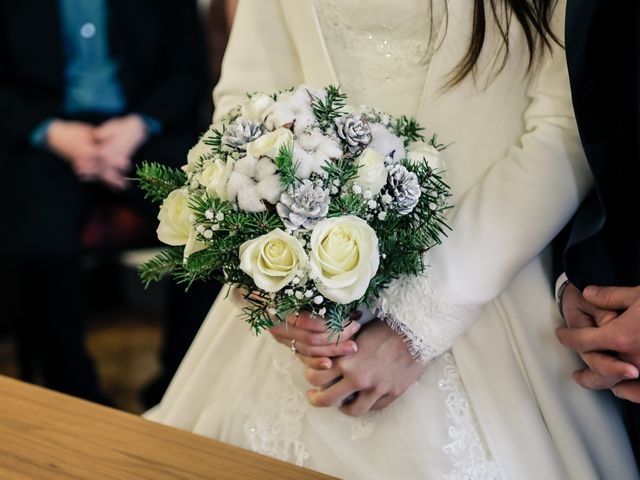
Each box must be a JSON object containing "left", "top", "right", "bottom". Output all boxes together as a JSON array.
[
  {"left": 287, "top": 312, "right": 326, "bottom": 332},
  {"left": 298, "top": 355, "right": 333, "bottom": 370},
  {"left": 304, "top": 367, "right": 341, "bottom": 387},
  {"left": 370, "top": 394, "right": 396, "bottom": 411},
  {"left": 307, "top": 378, "right": 358, "bottom": 408},
  {"left": 271, "top": 321, "right": 361, "bottom": 348},
  {"left": 339, "top": 390, "right": 381, "bottom": 417},
  {"left": 293, "top": 339, "right": 358, "bottom": 358}
]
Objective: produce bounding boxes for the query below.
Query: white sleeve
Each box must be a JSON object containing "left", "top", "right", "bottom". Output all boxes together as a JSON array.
[
  {"left": 375, "top": 10, "right": 593, "bottom": 364},
  {"left": 212, "top": 0, "right": 304, "bottom": 122}
]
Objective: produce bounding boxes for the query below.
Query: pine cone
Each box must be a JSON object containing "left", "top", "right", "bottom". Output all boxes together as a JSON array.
[
  {"left": 385, "top": 165, "right": 421, "bottom": 215},
  {"left": 221, "top": 118, "right": 264, "bottom": 151},
  {"left": 276, "top": 180, "right": 330, "bottom": 230},
  {"left": 335, "top": 114, "right": 372, "bottom": 153}
]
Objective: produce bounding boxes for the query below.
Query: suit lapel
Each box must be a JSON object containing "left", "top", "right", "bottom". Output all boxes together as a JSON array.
[{"left": 279, "top": 0, "right": 338, "bottom": 88}]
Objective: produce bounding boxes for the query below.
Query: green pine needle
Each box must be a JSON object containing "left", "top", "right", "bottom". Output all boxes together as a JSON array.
[{"left": 135, "top": 161, "right": 186, "bottom": 203}]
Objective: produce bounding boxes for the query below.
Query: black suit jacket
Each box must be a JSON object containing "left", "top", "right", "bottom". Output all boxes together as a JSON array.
[
  {"left": 0, "top": 0, "right": 208, "bottom": 155},
  {"left": 563, "top": 0, "right": 640, "bottom": 467},
  {"left": 560, "top": 0, "right": 640, "bottom": 289}
]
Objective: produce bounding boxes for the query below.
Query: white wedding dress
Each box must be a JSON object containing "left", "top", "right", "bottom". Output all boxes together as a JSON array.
[{"left": 146, "top": 1, "right": 639, "bottom": 479}]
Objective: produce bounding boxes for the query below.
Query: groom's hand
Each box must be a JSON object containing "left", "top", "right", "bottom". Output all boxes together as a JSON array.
[
  {"left": 305, "top": 320, "right": 426, "bottom": 417},
  {"left": 556, "top": 285, "right": 640, "bottom": 402}
]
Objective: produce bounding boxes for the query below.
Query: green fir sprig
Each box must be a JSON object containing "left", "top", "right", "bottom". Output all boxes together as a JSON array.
[
  {"left": 135, "top": 162, "right": 187, "bottom": 203},
  {"left": 392, "top": 116, "right": 426, "bottom": 147},
  {"left": 312, "top": 85, "right": 347, "bottom": 130}
]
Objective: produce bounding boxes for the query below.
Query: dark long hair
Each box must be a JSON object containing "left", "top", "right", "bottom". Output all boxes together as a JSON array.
[{"left": 445, "top": 0, "right": 561, "bottom": 87}]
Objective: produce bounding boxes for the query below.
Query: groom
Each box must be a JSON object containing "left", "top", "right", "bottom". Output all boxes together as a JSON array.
[{"left": 554, "top": 0, "right": 640, "bottom": 467}]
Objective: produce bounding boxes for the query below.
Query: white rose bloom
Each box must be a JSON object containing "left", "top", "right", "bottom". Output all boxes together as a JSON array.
[
  {"left": 183, "top": 228, "right": 207, "bottom": 260},
  {"left": 309, "top": 216, "right": 380, "bottom": 304},
  {"left": 240, "top": 93, "right": 274, "bottom": 122},
  {"left": 199, "top": 158, "right": 235, "bottom": 200},
  {"left": 239, "top": 229, "right": 309, "bottom": 292},
  {"left": 407, "top": 141, "right": 447, "bottom": 176},
  {"left": 157, "top": 188, "right": 192, "bottom": 246},
  {"left": 354, "top": 148, "right": 388, "bottom": 194},
  {"left": 247, "top": 128, "right": 293, "bottom": 159},
  {"left": 369, "top": 123, "right": 406, "bottom": 163},
  {"left": 183, "top": 135, "right": 214, "bottom": 174}
]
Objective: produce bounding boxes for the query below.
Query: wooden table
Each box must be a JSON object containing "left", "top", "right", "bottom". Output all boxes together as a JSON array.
[{"left": 0, "top": 375, "right": 337, "bottom": 479}]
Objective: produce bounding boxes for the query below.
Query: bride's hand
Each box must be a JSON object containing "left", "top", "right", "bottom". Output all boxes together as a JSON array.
[
  {"left": 304, "top": 320, "right": 427, "bottom": 417},
  {"left": 269, "top": 312, "right": 361, "bottom": 370}
]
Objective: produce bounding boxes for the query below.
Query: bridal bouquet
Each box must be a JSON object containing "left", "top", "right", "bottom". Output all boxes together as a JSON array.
[{"left": 136, "top": 85, "right": 451, "bottom": 335}]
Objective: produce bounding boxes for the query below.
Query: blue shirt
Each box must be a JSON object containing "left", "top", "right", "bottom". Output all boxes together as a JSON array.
[
  {"left": 31, "top": 0, "right": 161, "bottom": 146},
  {"left": 58, "top": 0, "right": 126, "bottom": 116}
]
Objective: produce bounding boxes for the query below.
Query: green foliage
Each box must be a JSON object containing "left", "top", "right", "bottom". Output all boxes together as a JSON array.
[
  {"left": 393, "top": 116, "right": 426, "bottom": 147},
  {"left": 312, "top": 85, "right": 347, "bottom": 130},
  {"left": 202, "top": 127, "right": 224, "bottom": 156},
  {"left": 138, "top": 247, "right": 185, "bottom": 288},
  {"left": 273, "top": 141, "right": 298, "bottom": 190},
  {"left": 135, "top": 161, "right": 186, "bottom": 203}
]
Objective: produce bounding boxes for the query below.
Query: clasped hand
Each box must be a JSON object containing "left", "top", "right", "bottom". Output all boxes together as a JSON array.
[
  {"left": 47, "top": 114, "right": 149, "bottom": 190},
  {"left": 556, "top": 284, "right": 640, "bottom": 402},
  {"left": 270, "top": 311, "right": 427, "bottom": 417}
]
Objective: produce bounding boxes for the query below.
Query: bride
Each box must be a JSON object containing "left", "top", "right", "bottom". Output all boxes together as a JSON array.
[{"left": 146, "top": 0, "right": 638, "bottom": 478}]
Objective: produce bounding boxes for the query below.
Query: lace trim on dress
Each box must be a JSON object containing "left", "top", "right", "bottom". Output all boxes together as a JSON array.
[
  {"left": 243, "top": 357, "right": 379, "bottom": 466},
  {"left": 439, "top": 353, "right": 502, "bottom": 480},
  {"left": 374, "top": 257, "right": 481, "bottom": 364},
  {"left": 243, "top": 358, "right": 310, "bottom": 466}
]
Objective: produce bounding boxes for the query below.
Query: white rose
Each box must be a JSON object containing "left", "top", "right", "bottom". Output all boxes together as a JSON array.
[
  {"left": 407, "top": 142, "right": 447, "bottom": 176},
  {"left": 241, "top": 93, "right": 274, "bottom": 122},
  {"left": 183, "top": 228, "right": 206, "bottom": 260},
  {"left": 247, "top": 128, "right": 293, "bottom": 159},
  {"left": 183, "top": 135, "right": 214, "bottom": 175},
  {"left": 309, "top": 216, "right": 379, "bottom": 304},
  {"left": 157, "top": 188, "right": 192, "bottom": 246},
  {"left": 354, "top": 148, "right": 388, "bottom": 194},
  {"left": 239, "top": 229, "right": 309, "bottom": 292},
  {"left": 199, "top": 157, "right": 235, "bottom": 200}
]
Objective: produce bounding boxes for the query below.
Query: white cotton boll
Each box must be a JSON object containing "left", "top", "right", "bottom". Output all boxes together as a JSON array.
[
  {"left": 369, "top": 123, "right": 406, "bottom": 163},
  {"left": 280, "top": 85, "right": 314, "bottom": 109},
  {"left": 297, "top": 130, "right": 322, "bottom": 152},
  {"left": 233, "top": 155, "right": 258, "bottom": 177},
  {"left": 263, "top": 103, "right": 296, "bottom": 131},
  {"left": 256, "top": 174, "right": 283, "bottom": 204},
  {"left": 293, "top": 147, "right": 317, "bottom": 179},
  {"left": 306, "top": 151, "right": 331, "bottom": 176},
  {"left": 254, "top": 157, "right": 278, "bottom": 181},
  {"left": 237, "top": 185, "right": 266, "bottom": 212},
  {"left": 293, "top": 111, "right": 317, "bottom": 134},
  {"left": 226, "top": 171, "right": 252, "bottom": 203},
  {"left": 316, "top": 137, "right": 343, "bottom": 160}
]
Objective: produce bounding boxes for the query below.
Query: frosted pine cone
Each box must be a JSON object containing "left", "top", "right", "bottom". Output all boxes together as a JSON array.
[
  {"left": 335, "top": 114, "right": 372, "bottom": 153},
  {"left": 221, "top": 118, "right": 264, "bottom": 151},
  {"left": 385, "top": 165, "right": 421, "bottom": 215},
  {"left": 277, "top": 180, "right": 330, "bottom": 230}
]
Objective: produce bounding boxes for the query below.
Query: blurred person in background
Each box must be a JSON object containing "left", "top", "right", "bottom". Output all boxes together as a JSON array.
[{"left": 0, "top": 0, "right": 208, "bottom": 405}]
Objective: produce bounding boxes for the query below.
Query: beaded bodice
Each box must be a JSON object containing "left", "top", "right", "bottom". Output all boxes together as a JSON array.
[{"left": 312, "top": 0, "right": 445, "bottom": 116}]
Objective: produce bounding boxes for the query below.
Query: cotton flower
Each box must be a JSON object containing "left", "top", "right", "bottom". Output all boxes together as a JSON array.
[
  {"left": 369, "top": 123, "right": 406, "bottom": 163},
  {"left": 227, "top": 155, "right": 282, "bottom": 212}
]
